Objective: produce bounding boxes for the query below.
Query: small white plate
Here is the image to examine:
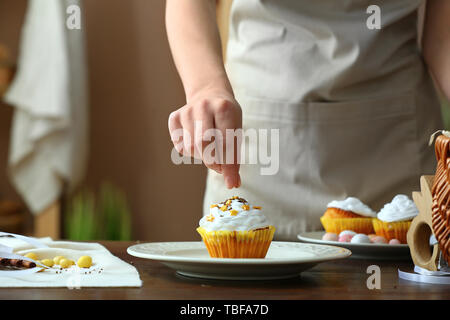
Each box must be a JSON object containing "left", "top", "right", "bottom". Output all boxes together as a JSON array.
[
  {"left": 297, "top": 231, "right": 411, "bottom": 260},
  {"left": 127, "top": 241, "right": 351, "bottom": 280}
]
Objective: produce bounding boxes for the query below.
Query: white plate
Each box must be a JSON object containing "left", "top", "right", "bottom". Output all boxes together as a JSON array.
[
  {"left": 297, "top": 231, "right": 411, "bottom": 260},
  {"left": 127, "top": 241, "right": 351, "bottom": 280}
]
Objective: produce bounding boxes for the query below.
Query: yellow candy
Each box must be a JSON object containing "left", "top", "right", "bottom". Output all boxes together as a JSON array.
[
  {"left": 77, "top": 256, "right": 92, "bottom": 268},
  {"left": 53, "top": 256, "right": 65, "bottom": 265},
  {"left": 229, "top": 210, "right": 238, "bottom": 216},
  {"left": 68, "top": 260, "right": 75, "bottom": 266},
  {"left": 59, "top": 259, "right": 72, "bottom": 269},
  {"left": 41, "top": 259, "right": 54, "bottom": 267},
  {"left": 24, "top": 252, "right": 38, "bottom": 261},
  {"left": 37, "top": 264, "right": 46, "bottom": 272}
]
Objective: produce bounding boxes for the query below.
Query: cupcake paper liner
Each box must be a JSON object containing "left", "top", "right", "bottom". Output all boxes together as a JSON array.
[
  {"left": 196, "top": 226, "right": 276, "bottom": 258},
  {"left": 320, "top": 216, "right": 374, "bottom": 234},
  {"left": 372, "top": 219, "right": 411, "bottom": 243}
]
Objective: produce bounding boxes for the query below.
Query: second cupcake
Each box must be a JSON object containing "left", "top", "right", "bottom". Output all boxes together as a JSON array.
[
  {"left": 320, "top": 197, "right": 376, "bottom": 234},
  {"left": 372, "top": 194, "right": 418, "bottom": 244}
]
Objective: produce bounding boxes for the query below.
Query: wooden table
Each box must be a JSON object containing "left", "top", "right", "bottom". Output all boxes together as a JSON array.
[{"left": 1, "top": 241, "right": 449, "bottom": 300}]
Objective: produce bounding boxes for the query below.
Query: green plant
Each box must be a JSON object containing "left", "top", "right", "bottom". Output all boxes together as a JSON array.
[
  {"left": 64, "top": 182, "right": 132, "bottom": 241},
  {"left": 64, "top": 190, "right": 97, "bottom": 240},
  {"left": 98, "top": 182, "right": 132, "bottom": 241}
]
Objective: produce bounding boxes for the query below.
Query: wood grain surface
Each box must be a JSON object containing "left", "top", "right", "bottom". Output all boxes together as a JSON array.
[{"left": 0, "top": 241, "right": 449, "bottom": 300}]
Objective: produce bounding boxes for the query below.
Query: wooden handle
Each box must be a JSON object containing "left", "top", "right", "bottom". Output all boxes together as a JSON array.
[{"left": 408, "top": 175, "right": 440, "bottom": 271}]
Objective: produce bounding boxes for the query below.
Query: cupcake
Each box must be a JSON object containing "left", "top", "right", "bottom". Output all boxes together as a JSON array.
[
  {"left": 197, "top": 196, "right": 275, "bottom": 258},
  {"left": 372, "top": 194, "right": 418, "bottom": 244},
  {"left": 320, "top": 197, "right": 376, "bottom": 234}
]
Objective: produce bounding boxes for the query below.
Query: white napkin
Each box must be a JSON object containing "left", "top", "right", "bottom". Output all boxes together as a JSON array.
[
  {"left": 0, "top": 236, "right": 142, "bottom": 288},
  {"left": 3, "top": 0, "right": 88, "bottom": 214}
]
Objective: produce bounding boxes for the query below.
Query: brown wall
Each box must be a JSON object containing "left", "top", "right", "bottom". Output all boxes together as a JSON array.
[
  {"left": 0, "top": 0, "right": 27, "bottom": 204},
  {"left": 1, "top": 0, "right": 207, "bottom": 241},
  {"left": 83, "top": 0, "right": 207, "bottom": 241}
]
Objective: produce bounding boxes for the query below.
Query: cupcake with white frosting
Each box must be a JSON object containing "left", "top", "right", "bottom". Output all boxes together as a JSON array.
[
  {"left": 320, "top": 197, "right": 376, "bottom": 234},
  {"left": 372, "top": 194, "right": 418, "bottom": 244},
  {"left": 197, "top": 196, "right": 275, "bottom": 258}
]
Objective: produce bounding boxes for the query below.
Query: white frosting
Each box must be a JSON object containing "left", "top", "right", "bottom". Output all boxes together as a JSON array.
[
  {"left": 377, "top": 194, "right": 418, "bottom": 222},
  {"left": 199, "top": 198, "right": 271, "bottom": 231},
  {"left": 327, "top": 197, "right": 376, "bottom": 217}
]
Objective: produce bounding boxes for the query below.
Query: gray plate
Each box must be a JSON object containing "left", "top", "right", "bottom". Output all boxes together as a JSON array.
[{"left": 297, "top": 231, "right": 411, "bottom": 260}]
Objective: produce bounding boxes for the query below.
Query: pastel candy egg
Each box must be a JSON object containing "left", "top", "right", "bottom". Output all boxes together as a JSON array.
[
  {"left": 77, "top": 256, "right": 92, "bottom": 268},
  {"left": 389, "top": 239, "right": 401, "bottom": 245},
  {"left": 24, "top": 252, "right": 38, "bottom": 260},
  {"left": 371, "top": 236, "right": 388, "bottom": 244},
  {"left": 41, "top": 259, "right": 54, "bottom": 267},
  {"left": 322, "top": 233, "right": 339, "bottom": 241},
  {"left": 368, "top": 234, "right": 377, "bottom": 241},
  {"left": 350, "top": 234, "right": 371, "bottom": 244},
  {"left": 339, "top": 230, "right": 357, "bottom": 237},
  {"left": 338, "top": 234, "right": 354, "bottom": 242},
  {"left": 59, "top": 259, "right": 72, "bottom": 269},
  {"left": 53, "top": 256, "right": 66, "bottom": 265}
]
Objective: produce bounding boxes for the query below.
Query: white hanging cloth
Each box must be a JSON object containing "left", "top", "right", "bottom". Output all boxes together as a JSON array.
[{"left": 3, "top": 0, "right": 88, "bottom": 214}]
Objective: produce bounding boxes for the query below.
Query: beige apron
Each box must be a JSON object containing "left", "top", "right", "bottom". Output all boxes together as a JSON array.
[{"left": 203, "top": 0, "right": 444, "bottom": 240}]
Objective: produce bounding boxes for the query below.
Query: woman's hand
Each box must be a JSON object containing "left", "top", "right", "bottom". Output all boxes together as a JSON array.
[
  {"left": 166, "top": 0, "right": 242, "bottom": 189},
  {"left": 168, "top": 88, "right": 242, "bottom": 189}
]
